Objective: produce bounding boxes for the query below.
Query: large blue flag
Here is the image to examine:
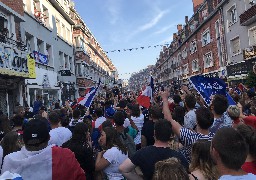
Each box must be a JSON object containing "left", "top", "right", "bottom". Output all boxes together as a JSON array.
[{"left": 189, "top": 75, "right": 236, "bottom": 106}]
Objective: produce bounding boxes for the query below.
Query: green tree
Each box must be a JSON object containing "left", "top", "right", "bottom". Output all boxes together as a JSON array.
[{"left": 245, "top": 71, "right": 256, "bottom": 88}]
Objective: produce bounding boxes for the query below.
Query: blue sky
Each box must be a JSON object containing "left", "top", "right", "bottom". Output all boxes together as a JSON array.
[{"left": 74, "top": 0, "right": 194, "bottom": 81}]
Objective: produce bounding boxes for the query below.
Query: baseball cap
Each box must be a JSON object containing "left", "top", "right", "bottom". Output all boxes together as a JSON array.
[{"left": 23, "top": 119, "right": 49, "bottom": 146}]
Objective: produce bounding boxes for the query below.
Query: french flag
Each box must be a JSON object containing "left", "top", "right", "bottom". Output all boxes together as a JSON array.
[
  {"left": 137, "top": 76, "right": 154, "bottom": 109},
  {"left": 78, "top": 84, "right": 99, "bottom": 108},
  {"left": 1, "top": 145, "right": 86, "bottom": 180}
]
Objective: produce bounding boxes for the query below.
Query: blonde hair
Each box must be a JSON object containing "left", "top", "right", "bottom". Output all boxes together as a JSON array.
[{"left": 153, "top": 158, "right": 189, "bottom": 180}]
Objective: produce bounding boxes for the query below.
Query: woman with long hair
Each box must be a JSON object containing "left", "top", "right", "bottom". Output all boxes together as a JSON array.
[
  {"left": 237, "top": 124, "right": 256, "bottom": 175},
  {"left": 0, "top": 131, "right": 22, "bottom": 168},
  {"left": 189, "top": 140, "right": 218, "bottom": 180},
  {"left": 130, "top": 104, "right": 144, "bottom": 150},
  {"left": 95, "top": 127, "right": 128, "bottom": 180},
  {"left": 62, "top": 122, "right": 94, "bottom": 180}
]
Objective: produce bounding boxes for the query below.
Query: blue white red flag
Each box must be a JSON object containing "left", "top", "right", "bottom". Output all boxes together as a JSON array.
[
  {"left": 189, "top": 75, "right": 236, "bottom": 106},
  {"left": 137, "top": 76, "right": 154, "bottom": 109},
  {"left": 78, "top": 86, "right": 99, "bottom": 108}
]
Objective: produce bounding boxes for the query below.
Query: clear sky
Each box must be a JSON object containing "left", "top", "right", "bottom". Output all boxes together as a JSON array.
[{"left": 74, "top": 0, "right": 194, "bottom": 81}]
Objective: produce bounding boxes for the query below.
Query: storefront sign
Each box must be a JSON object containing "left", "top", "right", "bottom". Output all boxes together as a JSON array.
[
  {"left": 27, "top": 54, "right": 36, "bottom": 79},
  {"left": 33, "top": 51, "right": 48, "bottom": 65},
  {"left": 227, "top": 59, "right": 254, "bottom": 78},
  {"left": 77, "top": 78, "right": 93, "bottom": 87},
  {"left": 60, "top": 70, "right": 71, "bottom": 76},
  {"left": 243, "top": 46, "right": 256, "bottom": 60},
  {"left": 0, "top": 44, "right": 33, "bottom": 78}
]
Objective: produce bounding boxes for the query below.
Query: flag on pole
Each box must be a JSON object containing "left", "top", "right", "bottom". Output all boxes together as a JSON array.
[
  {"left": 78, "top": 79, "right": 100, "bottom": 108},
  {"left": 189, "top": 75, "right": 236, "bottom": 106},
  {"left": 137, "top": 76, "right": 154, "bottom": 109}
]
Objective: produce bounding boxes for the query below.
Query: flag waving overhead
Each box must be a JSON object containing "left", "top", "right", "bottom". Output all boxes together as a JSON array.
[
  {"left": 137, "top": 76, "right": 154, "bottom": 109},
  {"left": 189, "top": 75, "right": 236, "bottom": 106},
  {"left": 78, "top": 80, "right": 100, "bottom": 108}
]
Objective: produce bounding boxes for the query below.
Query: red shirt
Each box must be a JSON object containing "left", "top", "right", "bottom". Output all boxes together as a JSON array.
[
  {"left": 242, "top": 161, "right": 256, "bottom": 175},
  {"left": 243, "top": 116, "right": 256, "bottom": 129}
]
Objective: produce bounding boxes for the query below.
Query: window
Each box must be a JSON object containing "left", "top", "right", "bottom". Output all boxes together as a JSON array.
[
  {"left": 202, "top": 29, "right": 211, "bottom": 46},
  {"left": 190, "top": 40, "right": 197, "bottom": 54},
  {"left": 230, "top": 37, "right": 240, "bottom": 55},
  {"left": 182, "top": 48, "right": 187, "bottom": 59},
  {"left": 62, "top": 24, "right": 66, "bottom": 39},
  {"left": 204, "top": 52, "right": 213, "bottom": 68},
  {"left": 33, "top": 0, "right": 41, "bottom": 21},
  {"left": 0, "top": 16, "right": 8, "bottom": 32},
  {"left": 56, "top": 19, "right": 61, "bottom": 35},
  {"left": 183, "top": 64, "right": 189, "bottom": 74},
  {"left": 69, "top": 57, "right": 74, "bottom": 72},
  {"left": 25, "top": 32, "right": 33, "bottom": 52},
  {"left": 64, "top": 54, "right": 69, "bottom": 70},
  {"left": 66, "top": 28, "right": 70, "bottom": 43},
  {"left": 202, "top": 8, "right": 208, "bottom": 20},
  {"left": 249, "top": 27, "right": 256, "bottom": 46},
  {"left": 46, "top": 44, "right": 52, "bottom": 66},
  {"left": 177, "top": 53, "right": 182, "bottom": 61},
  {"left": 37, "top": 38, "right": 43, "bottom": 53},
  {"left": 42, "top": 5, "right": 49, "bottom": 27},
  {"left": 228, "top": 6, "right": 237, "bottom": 26},
  {"left": 192, "top": 59, "right": 199, "bottom": 72},
  {"left": 59, "top": 52, "right": 64, "bottom": 69}
]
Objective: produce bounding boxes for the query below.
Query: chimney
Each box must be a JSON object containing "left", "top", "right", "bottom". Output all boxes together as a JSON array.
[
  {"left": 177, "top": 24, "right": 183, "bottom": 31},
  {"left": 163, "top": 46, "right": 167, "bottom": 51},
  {"left": 185, "top": 16, "right": 189, "bottom": 24},
  {"left": 192, "top": 0, "right": 204, "bottom": 12}
]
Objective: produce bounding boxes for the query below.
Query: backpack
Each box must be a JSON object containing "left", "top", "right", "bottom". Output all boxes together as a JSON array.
[{"left": 119, "top": 128, "right": 136, "bottom": 158}]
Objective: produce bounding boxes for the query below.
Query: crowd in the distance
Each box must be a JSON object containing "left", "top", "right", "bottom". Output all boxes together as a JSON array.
[{"left": 0, "top": 84, "right": 255, "bottom": 180}]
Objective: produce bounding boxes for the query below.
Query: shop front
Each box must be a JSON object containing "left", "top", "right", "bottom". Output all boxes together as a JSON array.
[
  {"left": 0, "top": 42, "right": 35, "bottom": 116},
  {"left": 26, "top": 68, "right": 60, "bottom": 109},
  {"left": 226, "top": 46, "right": 256, "bottom": 86}
]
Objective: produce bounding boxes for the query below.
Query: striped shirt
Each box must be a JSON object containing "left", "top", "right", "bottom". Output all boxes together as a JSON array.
[{"left": 179, "top": 128, "right": 215, "bottom": 163}]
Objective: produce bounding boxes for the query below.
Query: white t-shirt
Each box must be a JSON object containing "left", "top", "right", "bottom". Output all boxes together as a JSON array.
[
  {"left": 48, "top": 127, "right": 72, "bottom": 146},
  {"left": 131, "top": 114, "right": 144, "bottom": 145},
  {"left": 103, "top": 147, "right": 128, "bottom": 180},
  {"left": 95, "top": 116, "right": 106, "bottom": 128},
  {"left": 219, "top": 173, "right": 256, "bottom": 180},
  {"left": 123, "top": 118, "right": 131, "bottom": 128},
  {"left": 184, "top": 109, "right": 196, "bottom": 129}
]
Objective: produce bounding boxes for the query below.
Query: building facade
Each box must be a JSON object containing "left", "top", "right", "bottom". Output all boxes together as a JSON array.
[
  {"left": 223, "top": 0, "right": 256, "bottom": 85},
  {"left": 155, "top": 0, "right": 227, "bottom": 86},
  {"left": 21, "top": 0, "right": 76, "bottom": 107},
  {"left": 0, "top": 0, "right": 31, "bottom": 115},
  {"left": 70, "top": 5, "right": 116, "bottom": 96}
]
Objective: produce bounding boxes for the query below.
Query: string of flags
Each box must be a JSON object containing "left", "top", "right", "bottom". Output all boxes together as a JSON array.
[{"left": 105, "top": 43, "right": 170, "bottom": 54}]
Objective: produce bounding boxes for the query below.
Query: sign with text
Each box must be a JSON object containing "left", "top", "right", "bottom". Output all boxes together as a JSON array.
[
  {"left": 0, "top": 43, "right": 33, "bottom": 78},
  {"left": 33, "top": 51, "right": 48, "bottom": 65},
  {"left": 60, "top": 70, "right": 71, "bottom": 76},
  {"left": 243, "top": 46, "right": 256, "bottom": 60}
]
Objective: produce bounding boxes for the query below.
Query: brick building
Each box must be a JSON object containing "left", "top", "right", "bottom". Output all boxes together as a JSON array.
[{"left": 155, "top": 0, "right": 227, "bottom": 85}]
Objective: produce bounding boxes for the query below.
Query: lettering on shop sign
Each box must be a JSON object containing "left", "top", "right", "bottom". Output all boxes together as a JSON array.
[
  {"left": 60, "top": 70, "right": 71, "bottom": 76},
  {"left": 0, "top": 44, "right": 31, "bottom": 78}
]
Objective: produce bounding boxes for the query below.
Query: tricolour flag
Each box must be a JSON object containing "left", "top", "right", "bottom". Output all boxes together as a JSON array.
[
  {"left": 189, "top": 75, "right": 236, "bottom": 106},
  {"left": 137, "top": 76, "right": 154, "bottom": 109},
  {"left": 78, "top": 83, "right": 100, "bottom": 108}
]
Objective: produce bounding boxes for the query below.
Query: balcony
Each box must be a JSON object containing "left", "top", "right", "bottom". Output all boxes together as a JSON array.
[
  {"left": 240, "top": 4, "right": 256, "bottom": 26},
  {"left": 75, "top": 47, "right": 90, "bottom": 64}
]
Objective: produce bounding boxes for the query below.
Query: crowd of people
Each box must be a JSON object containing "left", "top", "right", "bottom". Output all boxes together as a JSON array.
[{"left": 0, "top": 84, "right": 255, "bottom": 180}]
